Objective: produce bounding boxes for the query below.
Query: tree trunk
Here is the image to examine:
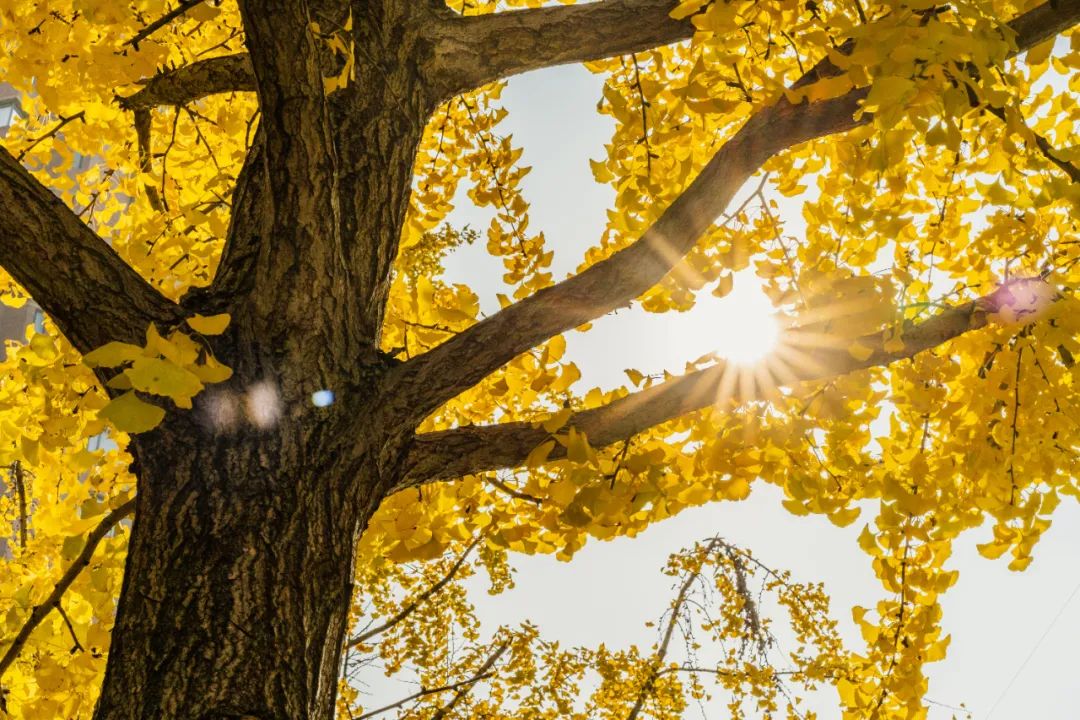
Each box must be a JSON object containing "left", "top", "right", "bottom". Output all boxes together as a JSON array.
[
  {"left": 93, "top": 412, "right": 395, "bottom": 720},
  {"left": 93, "top": 6, "right": 435, "bottom": 718}
]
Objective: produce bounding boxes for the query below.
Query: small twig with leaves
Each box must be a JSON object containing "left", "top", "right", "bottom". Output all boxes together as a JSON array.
[
  {"left": 485, "top": 474, "right": 543, "bottom": 504},
  {"left": 16, "top": 111, "right": 85, "bottom": 161},
  {"left": 356, "top": 642, "right": 508, "bottom": 719},
  {"left": 350, "top": 534, "right": 484, "bottom": 647},
  {"left": 0, "top": 498, "right": 134, "bottom": 682},
  {"left": 56, "top": 603, "right": 84, "bottom": 653},
  {"left": 9, "top": 462, "right": 28, "bottom": 549},
  {"left": 124, "top": 0, "right": 209, "bottom": 50}
]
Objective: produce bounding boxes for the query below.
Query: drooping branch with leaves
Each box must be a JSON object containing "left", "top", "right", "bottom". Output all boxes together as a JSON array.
[{"left": 0, "top": 0, "right": 1079, "bottom": 718}]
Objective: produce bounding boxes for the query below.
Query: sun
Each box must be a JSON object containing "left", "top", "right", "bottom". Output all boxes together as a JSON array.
[{"left": 705, "top": 271, "right": 780, "bottom": 366}]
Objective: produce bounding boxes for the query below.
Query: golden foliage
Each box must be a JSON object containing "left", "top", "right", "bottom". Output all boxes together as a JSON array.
[{"left": 0, "top": 0, "right": 1078, "bottom": 718}]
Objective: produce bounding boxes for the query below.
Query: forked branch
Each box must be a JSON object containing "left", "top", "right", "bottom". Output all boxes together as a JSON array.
[
  {"left": 402, "top": 281, "right": 1047, "bottom": 485},
  {"left": 387, "top": 0, "right": 1080, "bottom": 431},
  {"left": 348, "top": 534, "right": 482, "bottom": 647},
  {"left": 356, "top": 642, "right": 508, "bottom": 720},
  {"left": 387, "top": 90, "right": 869, "bottom": 425}
]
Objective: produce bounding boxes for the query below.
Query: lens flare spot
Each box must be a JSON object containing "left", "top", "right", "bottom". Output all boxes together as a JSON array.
[
  {"left": 245, "top": 381, "right": 282, "bottom": 429},
  {"left": 203, "top": 390, "right": 239, "bottom": 432},
  {"left": 312, "top": 389, "right": 335, "bottom": 407}
]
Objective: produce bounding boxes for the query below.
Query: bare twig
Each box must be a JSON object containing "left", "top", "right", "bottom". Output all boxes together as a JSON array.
[
  {"left": 626, "top": 538, "right": 720, "bottom": 720},
  {"left": 430, "top": 642, "right": 509, "bottom": 720},
  {"left": 356, "top": 642, "right": 508, "bottom": 720},
  {"left": 349, "top": 534, "right": 484, "bottom": 647},
  {"left": 16, "top": 111, "right": 85, "bottom": 162},
  {"left": 125, "top": 0, "right": 209, "bottom": 49},
  {"left": 55, "top": 602, "right": 84, "bottom": 653}
]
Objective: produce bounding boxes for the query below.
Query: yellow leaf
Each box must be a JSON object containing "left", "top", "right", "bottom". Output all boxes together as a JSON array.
[
  {"left": 837, "top": 678, "right": 859, "bottom": 708},
  {"left": 548, "top": 478, "right": 576, "bottom": 506},
  {"left": 551, "top": 363, "right": 580, "bottom": 392},
  {"left": 190, "top": 355, "right": 233, "bottom": 384},
  {"left": 126, "top": 358, "right": 204, "bottom": 401},
  {"left": 20, "top": 435, "right": 39, "bottom": 465},
  {"left": 1027, "top": 38, "right": 1055, "bottom": 66},
  {"left": 98, "top": 392, "right": 166, "bottom": 433},
  {"left": 108, "top": 373, "right": 134, "bottom": 390},
  {"left": 186, "top": 313, "right": 231, "bottom": 335},
  {"left": 847, "top": 341, "right": 874, "bottom": 362},
  {"left": 83, "top": 341, "right": 143, "bottom": 367},
  {"left": 865, "top": 75, "right": 916, "bottom": 112},
  {"left": 713, "top": 273, "right": 734, "bottom": 298},
  {"left": 525, "top": 440, "right": 556, "bottom": 468},
  {"left": 589, "top": 158, "right": 613, "bottom": 183},
  {"left": 29, "top": 333, "right": 57, "bottom": 360},
  {"left": 564, "top": 428, "right": 593, "bottom": 464},
  {"left": 542, "top": 409, "right": 573, "bottom": 433},
  {"left": 828, "top": 505, "right": 860, "bottom": 527},
  {"left": 883, "top": 334, "right": 905, "bottom": 354},
  {"left": 976, "top": 540, "right": 1010, "bottom": 560}
]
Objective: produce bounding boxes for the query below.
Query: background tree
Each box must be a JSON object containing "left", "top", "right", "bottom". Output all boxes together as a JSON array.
[{"left": 0, "top": 0, "right": 1079, "bottom": 718}]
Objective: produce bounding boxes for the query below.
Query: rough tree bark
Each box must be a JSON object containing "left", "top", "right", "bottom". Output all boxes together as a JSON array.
[{"left": 0, "top": 0, "right": 1077, "bottom": 718}]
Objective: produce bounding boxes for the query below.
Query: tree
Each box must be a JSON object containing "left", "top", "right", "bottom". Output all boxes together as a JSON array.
[{"left": 0, "top": 0, "right": 1079, "bottom": 717}]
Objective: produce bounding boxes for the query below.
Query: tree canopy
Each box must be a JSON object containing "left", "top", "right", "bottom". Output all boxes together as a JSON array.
[{"left": 1, "top": 0, "right": 1080, "bottom": 718}]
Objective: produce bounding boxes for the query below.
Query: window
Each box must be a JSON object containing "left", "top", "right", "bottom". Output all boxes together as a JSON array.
[{"left": 0, "top": 99, "right": 21, "bottom": 131}]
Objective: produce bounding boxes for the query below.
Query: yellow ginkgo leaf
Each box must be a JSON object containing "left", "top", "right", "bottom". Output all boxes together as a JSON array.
[
  {"left": 190, "top": 355, "right": 234, "bottom": 384},
  {"left": 98, "top": 391, "right": 166, "bottom": 434},
  {"left": 847, "top": 341, "right": 875, "bottom": 362},
  {"left": 126, "top": 358, "right": 204, "bottom": 401},
  {"left": 186, "top": 313, "right": 232, "bottom": 336},
  {"left": 83, "top": 341, "right": 143, "bottom": 367}
]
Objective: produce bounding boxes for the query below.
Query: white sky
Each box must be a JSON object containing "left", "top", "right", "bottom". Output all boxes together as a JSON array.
[{"left": 422, "top": 64, "right": 1080, "bottom": 719}]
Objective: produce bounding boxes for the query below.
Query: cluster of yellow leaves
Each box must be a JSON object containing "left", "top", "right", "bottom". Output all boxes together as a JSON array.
[
  {"left": 0, "top": 314, "right": 133, "bottom": 718},
  {"left": 339, "top": 534, "right": 845, "bottom": 720},
  {"left": 0, "top": 0, "right": 253, "bottom": 300},
  {"left": 83, "top": 316, "right": 232, "bottom": 434}
]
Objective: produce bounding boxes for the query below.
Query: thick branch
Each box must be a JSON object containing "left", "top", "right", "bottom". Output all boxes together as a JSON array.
[
  {"left": 230, "top": 0, "right": 344, "bottom": 348},
  {"left": 387, "top": 0, "right": 1080, "bottom": 430},
  {"left": 426, "top": 0, "right": 692, "bottom": 100},
  {"left": 0, "top": 148, "right": 182, "bottom": 352},
  {"left": 402, "top": 282, "right": 1040, "bottom": 485},
  {"left": 0, "top": 499, "right": 135, "bottom": 682},
  {"left": 387, "top": 91, "right": 868, "bottom": 424},
  {"left": 118, "top": 54, "right": 254, "bottom": 111}
]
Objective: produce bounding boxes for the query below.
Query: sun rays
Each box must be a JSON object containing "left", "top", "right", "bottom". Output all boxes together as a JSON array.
[{"left": 699, "top": 270, "right": 878, "bottom": 411}]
